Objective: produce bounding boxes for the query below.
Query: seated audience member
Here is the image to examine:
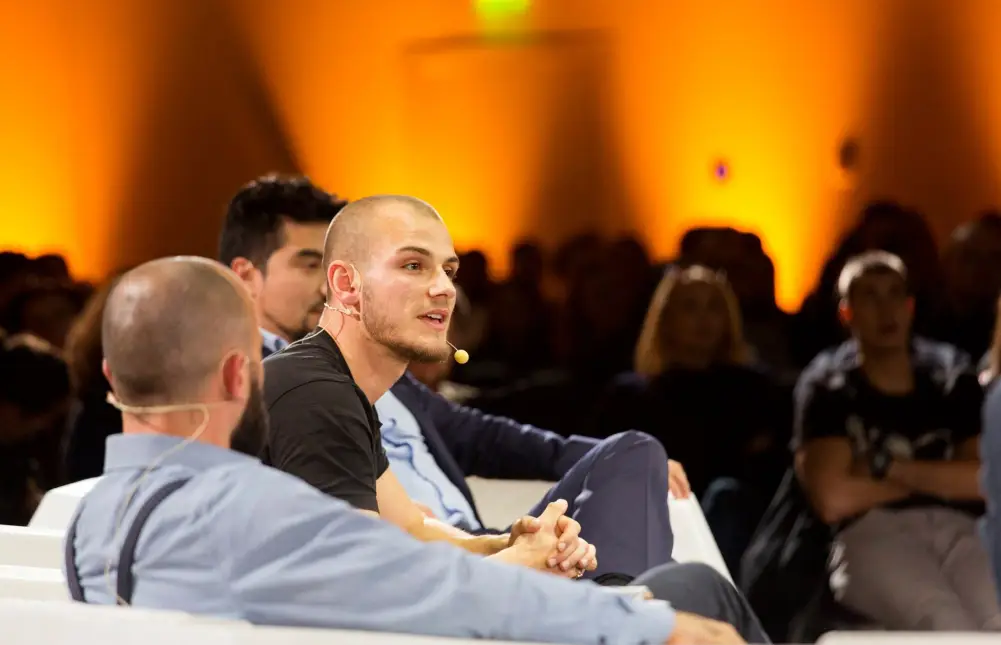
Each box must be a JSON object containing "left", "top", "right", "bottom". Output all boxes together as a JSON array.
[
  {"left": 596, "top": 266, "right": 786, "bottom": 576},
  {"left": 218, "top": 174, "right": 348, "bottom": 356},
  {"left": 66, "top": 255, "right": 761, "bottom": 645},
  {"left": 792, "top": 202, "right": 947, "bottom": 367},
  {"left": 944, "top": 211, "right": 1001, "bottom": 361},
  {"left": 794, "top": 251, "right": 999, "bottom": 630},
  {"left": 0, "top": 331, "right": 71, "bottom": 524},
  {"left": 64, "top": 278, "right": 123, "bottom": 482},
  {"left": 2, "top": 281, "right": 83, "bottom": 349},
  {"left": 474, "top": 241, "right": 558, "bottom": 378}
]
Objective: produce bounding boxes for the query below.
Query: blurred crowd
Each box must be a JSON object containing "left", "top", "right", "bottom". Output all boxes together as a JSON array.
[{"left": 4, "top": 195, "right": 1001, "bottom": 640}]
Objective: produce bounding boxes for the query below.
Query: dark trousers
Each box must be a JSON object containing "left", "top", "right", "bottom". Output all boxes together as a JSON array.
[
  {"left": 701, "top": 476, "right": 766, "bottom": 584},
  {"left": 526, "top": 431, "right": 674, "bottom": 579},
  {"left": 635, "top": 561, "right": 772, "bottom": 643}
]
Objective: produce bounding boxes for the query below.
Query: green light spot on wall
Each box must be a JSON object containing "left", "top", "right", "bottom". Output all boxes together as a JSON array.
[{"left": 475, "top": 0, "right": 531, "bottom": 21}]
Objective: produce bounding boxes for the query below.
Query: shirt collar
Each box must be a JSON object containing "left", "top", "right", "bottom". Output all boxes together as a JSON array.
[
  {"left": 260, "top": 328, "right": 290, "bottom": 354},
  {"left": 103, "top": 434, "right": 259, "bottom": 474}
]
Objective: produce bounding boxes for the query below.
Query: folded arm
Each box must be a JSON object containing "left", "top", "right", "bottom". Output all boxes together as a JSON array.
[
  {"left": 885, "top": 438, "right": 982, "bottom": 501},
  {"left": 230, "top": 467, "right": 676, "bottom": 645},
  {"left": 887, "top": 371, "right": 985, "bottom": 502},
  {"left": 796, "top": 438, "right": 911, "bottom": 524}
]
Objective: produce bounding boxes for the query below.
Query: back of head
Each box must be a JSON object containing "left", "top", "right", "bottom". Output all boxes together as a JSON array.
[
  {"left": 219, "top": 174, "right": 347, "bottom": 267},
  {"left": 102, "top": 257, "right": 258, "bottom": 406}
]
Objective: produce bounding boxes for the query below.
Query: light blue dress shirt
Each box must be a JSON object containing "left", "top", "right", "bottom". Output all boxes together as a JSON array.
[
  {"left": 66, "top": 435, "right": 675, "bottom": 644},
  {"left": 260, "top": 328, "right": 289, "bottom": 356},
  {"left": 376, "top": 391, "right": 482, "bottom": 530}
]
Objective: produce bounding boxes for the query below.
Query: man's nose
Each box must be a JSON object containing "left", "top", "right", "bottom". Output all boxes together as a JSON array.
[{"left": 429, "top": 269, "right": 456, "bottom": 300}]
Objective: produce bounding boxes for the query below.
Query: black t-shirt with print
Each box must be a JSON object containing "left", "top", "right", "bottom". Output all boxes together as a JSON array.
[{"left": 794, "top": 338, "right": 984, "bottom": 516}]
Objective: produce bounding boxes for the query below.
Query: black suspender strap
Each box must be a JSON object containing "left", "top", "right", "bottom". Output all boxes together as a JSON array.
[
  {"left": 65, "top": 478, "right": 190, "bottom": 604},
  {"left": 65, "top": 508, "right": 86, "bottom": 602}
]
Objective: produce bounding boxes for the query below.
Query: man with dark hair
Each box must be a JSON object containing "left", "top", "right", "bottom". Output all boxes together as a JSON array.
[
  {"left": 793, "top": 250, "right": 999, "bottom": 630},
  {"left": 219, "top": 174, "right": 347, "bottom": 355}
]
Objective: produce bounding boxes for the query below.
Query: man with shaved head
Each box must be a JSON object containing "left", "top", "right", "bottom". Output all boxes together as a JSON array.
[
  {"left": 263, "top": 195, "right": 583, "bottom": 570},
  {"left": 260, "top": 197, "right": 769, "bottom": 642},
  {"left": 62, "top": 255, "right": 755, "bottom": 644}
]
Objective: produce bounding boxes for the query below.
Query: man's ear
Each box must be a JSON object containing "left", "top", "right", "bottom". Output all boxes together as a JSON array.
[
  {"left": 102, "top": 358, "right": 112, "bottom": 383},
  {"left": 328, "top": 261, "right": 361, "bottom": 308},
  {"left": 230, "top": 258, "right": 263, "bottom": 299},
  {"left": 221, "top": 352, "right": 249, "bottom": 402},
  {"left": 838, "top": 300, "right": 853, "bottom": 326}
]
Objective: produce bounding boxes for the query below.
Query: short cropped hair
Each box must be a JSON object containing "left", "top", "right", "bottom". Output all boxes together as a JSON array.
[{"left": 837, "top": 251, "right": 908, "bottom": 301}]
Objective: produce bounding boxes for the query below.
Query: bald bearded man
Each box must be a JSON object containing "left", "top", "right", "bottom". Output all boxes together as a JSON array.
[{"left": 63, "top": 255, "right": 755, "bottom": 644}]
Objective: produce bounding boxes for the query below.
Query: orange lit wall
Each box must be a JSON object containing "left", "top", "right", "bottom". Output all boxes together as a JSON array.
[{"left": 4, "top": 0, "right": 1001, "bottom": 310}]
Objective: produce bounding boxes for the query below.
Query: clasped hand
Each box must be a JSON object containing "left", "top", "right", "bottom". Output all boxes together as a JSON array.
[{"left": 508, "top": 499, "right": 597, "bottom": 578}]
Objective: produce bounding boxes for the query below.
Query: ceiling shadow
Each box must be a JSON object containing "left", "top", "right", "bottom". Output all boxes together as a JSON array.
[
  {"left": 110, "top": 0, "right": 301, "bottom": 271},
  {"left": 524, "top": 33, "right": 638, "bottom": 244},
  {"left": 855, "top": 0, "right": 997, "bottom": 237}
]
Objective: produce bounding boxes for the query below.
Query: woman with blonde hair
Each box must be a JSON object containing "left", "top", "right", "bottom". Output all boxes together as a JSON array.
[
  {"left": 595, "top": 265, "right": 787, "bottom": 577},
  {"left": 634, "top": 265, "right": 750, "bottom": 376}
]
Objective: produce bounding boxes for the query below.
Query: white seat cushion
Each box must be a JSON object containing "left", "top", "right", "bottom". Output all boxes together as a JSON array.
[
  {"left": 0, "top": 598, "right": 249, "bottom": 644},
  {"left": 819, "top": 633, "right": 999, "bottom": 644},
  {"left": 0, "top": 565, "right": 68, "bottom": 601},
  {"left": 0, "top": 525, "right": 65, "bottom": 568},
  {"left": 0, "top": 598, "right": 552, "bottom": 645},
  {"left": 29, "top": 478, "right": 99, "bottom": 531}
]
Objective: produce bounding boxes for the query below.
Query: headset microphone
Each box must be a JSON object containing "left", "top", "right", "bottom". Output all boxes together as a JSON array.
[{"left": 447, "top": 341, "right": 469, "bottom": 364}]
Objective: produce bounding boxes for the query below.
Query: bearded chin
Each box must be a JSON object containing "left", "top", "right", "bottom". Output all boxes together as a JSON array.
[{"left": 360, "top": 297, "right": 450, "bottom": 363}]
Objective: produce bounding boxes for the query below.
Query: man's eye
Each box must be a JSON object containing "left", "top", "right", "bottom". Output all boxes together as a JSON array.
[{"left": 404, "top": 262, "right": 421, "bottom": 271}]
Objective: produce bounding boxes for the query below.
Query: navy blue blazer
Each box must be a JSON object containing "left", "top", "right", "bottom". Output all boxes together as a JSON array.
[{"left": 390, "top": 373, "right": 599, "bottom": 527}]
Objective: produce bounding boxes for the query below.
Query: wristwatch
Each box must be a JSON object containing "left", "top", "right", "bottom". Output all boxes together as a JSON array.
[{"left": 869, "top": 450, "right": 891, "bottom": 480}]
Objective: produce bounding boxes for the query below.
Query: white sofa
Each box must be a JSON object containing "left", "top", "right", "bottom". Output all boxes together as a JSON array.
[
  {"left": 34, "top": 476, "right": 731, "bottom": 580},
  {"left": 29, "top": 477, "right": 99, "bottom": 532},
  {"left": 818, "top": 633, "right": 998, "bottom": 644},
  {"left": 0, "top": 565, "right": 68, "bottom": 601},
  {"left": 32, "top": 476, "right": 731, "bottom": 581},
  {"left": 0, "top": 525, "right": 65, "bottom": 568},
  {"left": 0, "top": 598, "right": 555, "bottom": 645}
]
